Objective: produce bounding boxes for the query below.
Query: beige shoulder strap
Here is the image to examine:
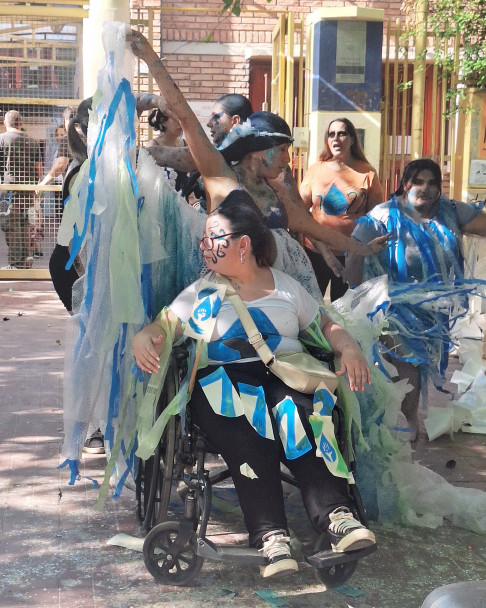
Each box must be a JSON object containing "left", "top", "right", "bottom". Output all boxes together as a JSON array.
[{"left": 215, "top": 274, "right": 275, "bottom": 366}]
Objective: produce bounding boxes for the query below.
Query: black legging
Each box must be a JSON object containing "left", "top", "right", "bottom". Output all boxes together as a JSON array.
[
  {"left": 306, "top": 247, "right": 348, "bottom": 302},
  {"left": 190, "top": 360, "right": 351, "bottom": 548},
  {"left": 49, "top": 243, "right": 79, "bottom": 313}
]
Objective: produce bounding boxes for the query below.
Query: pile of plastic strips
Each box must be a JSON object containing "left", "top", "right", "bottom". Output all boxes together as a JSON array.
[{"left": 330, "top": 277, "right": 486, "bottom": 533}]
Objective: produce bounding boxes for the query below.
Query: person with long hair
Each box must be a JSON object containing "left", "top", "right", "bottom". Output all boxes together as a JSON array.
[
  {"left": 143, "top": 103, "right": 193, "bottom": 196},
  {"left": 48, "top": 97, "right": 92, "bottom": 314},
  {"left": 347, "top": 158, "right": 486, "bottom": 439},
  {"left": 299, "top": 117, "right": 384, "bottom": 301},
  {"left": 133, "top": 192, "right": 376, "bottom": 579}
]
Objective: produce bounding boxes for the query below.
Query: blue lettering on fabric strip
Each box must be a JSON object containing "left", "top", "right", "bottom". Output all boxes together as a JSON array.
[
  {"left": 238, "top": 383, "right": 274, "bottom": 440},
  {"left": 199, "top": 366, "right": 243, "bottom": 417},
  {"left": 272, "top": 398, "right": 312, "bottom": 460},
  {"left": 313, "top": 387, "right": 337, "bottom": 415}
]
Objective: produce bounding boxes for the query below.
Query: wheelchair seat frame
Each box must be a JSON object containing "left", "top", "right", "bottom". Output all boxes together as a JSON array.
[{"left": 136, "top": 346, "right": 377, "bottom": 587}]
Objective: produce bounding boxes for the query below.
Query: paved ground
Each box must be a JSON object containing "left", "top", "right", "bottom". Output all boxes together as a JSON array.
[{"left": 1, "top": 280, "right": 486, "bottom": 608}]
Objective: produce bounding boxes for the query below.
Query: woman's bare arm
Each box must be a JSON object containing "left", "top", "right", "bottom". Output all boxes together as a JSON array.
[
  {"left": 127, "top": 29, "right": 236, "bottom": 210},
  {"left": 146, "top": 146, "right": 197, "bottom": 172}
]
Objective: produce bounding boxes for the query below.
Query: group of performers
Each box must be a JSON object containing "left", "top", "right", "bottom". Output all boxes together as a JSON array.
[{"left": 57, "top": 22, "right": 486, "bottom": 570}]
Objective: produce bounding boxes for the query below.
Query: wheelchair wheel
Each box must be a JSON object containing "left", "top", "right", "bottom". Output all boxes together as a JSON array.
[
  {"left": 143, "top": 521, "right": 203, "bottom": 586},
  {"left": 313, "top": 532, "right": 358, "bottom": 588},
  {"left": 136, "top": 363, "right": 179, "bottom": 532}
]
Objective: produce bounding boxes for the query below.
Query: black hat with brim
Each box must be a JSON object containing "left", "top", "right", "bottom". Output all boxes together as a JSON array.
[{"left": 218, "top": 111, "right": 293, "bottom": 163}]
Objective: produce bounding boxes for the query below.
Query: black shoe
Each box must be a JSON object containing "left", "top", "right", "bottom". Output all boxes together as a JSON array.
[
  {"left": 327, "top": 507, "right": 376, "bottom": 552},
  {"left": 259, "top": 529, "right": 298, "bottom": 578},
  {"left": 82, "top": 429, "right": 105, "bottom": 454},
  {"left": 33, "top": 251, "right": 43, "bottom": 258}
]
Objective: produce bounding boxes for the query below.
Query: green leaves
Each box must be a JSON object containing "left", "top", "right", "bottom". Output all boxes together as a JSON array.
[
  {"left": 220, "top": 0, "right": 273, "bottom": 16},
  {"left": 403, "top": 0, "right": 486, "bottom": 115}
]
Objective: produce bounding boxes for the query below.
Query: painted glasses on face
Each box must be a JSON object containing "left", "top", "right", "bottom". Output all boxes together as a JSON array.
[{"left": 198, "top": 232, "right": 240, "bottom": 250}]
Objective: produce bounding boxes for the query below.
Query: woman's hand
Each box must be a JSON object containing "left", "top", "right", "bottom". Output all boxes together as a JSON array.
[
  {"left": 265, "top": 165, "right": 296, "bottom": 194},
  {"left": 335, "top": 343, "right": 370, "bottom": 392},
  {"left": 135, "top": 93, "right": 168, "bottom": 115},
  {"left": 321, "top": 319, "right": 370, "bottom": 391},
  {"left": 356, "top": 232, "right": 393, "bottom": 256},
  {"left": 313, "top": 240, "right": 348, "bottom": 281},
  {"left": 126, "top": 29, "right": 158, "bottom": 64},
  {"left": 133, "top": 324, "right": 164, "bottom": 373}
]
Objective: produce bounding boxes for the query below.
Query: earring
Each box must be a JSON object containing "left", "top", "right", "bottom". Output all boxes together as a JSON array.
[{"left": 240, "top": 252, "right": 245, "bottom": 264}]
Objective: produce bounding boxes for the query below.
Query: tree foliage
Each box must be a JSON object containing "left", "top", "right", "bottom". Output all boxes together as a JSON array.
[
  {"left": 220, "top": 0, "right": 273, "bottom": 17},
  {"left": 203, "top": 0, "right": 273, "bottom": 41},
  {"left": 403, "top": 0, "right": 486, "bottom": 113}
]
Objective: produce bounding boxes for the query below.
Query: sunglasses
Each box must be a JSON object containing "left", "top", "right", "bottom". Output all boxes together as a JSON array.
[
  {"left": 198, "top": 232, "right": 240, "bottom": 250},
  {"left": 328, "top": 130, "right": 349, "bottom": 138}
]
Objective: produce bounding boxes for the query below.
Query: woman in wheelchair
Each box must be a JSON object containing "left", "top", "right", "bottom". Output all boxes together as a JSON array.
[{"left": 133, "top": 193, "right": 376, "bottom": 579}]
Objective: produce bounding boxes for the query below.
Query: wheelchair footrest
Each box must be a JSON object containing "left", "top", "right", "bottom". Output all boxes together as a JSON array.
[
  {"left": 305, "top": 543, "right": 377, "bottom": 568},
  {"left": 196, "top": 537, "right": 266, "bottom": 565}
]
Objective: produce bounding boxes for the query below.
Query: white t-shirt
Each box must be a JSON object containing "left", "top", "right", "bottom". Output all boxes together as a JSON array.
[{"left": 170, "top": 267, "right": 320, "bottom": 364}]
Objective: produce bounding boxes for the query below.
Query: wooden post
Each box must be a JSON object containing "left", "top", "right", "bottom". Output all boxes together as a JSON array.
[{"left": 410, "top": 0, "right": 428, "bottom": 160}]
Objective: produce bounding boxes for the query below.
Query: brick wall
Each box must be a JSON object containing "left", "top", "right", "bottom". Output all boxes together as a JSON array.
[{"left": 131, "top": 1, "right": 406, "bottom": 105}]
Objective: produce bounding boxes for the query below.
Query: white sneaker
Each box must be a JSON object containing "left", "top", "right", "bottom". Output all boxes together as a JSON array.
[
  {"left": 259, "top": 529, "right": 299, "bottom": 578},
  {"left": 0, "top": 265, "right": 17, "bottom": 270},
  {"left": 327, "top": 507, "right": 376, "bottom": 552}
]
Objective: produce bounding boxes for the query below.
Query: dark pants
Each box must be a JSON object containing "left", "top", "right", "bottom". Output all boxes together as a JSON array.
[
  {"left": 306, "top": 247, "right": 348, "bottom": 302},
  {"left": 190, "top": 361, "right": 351, "bottom": 548},
  {"left": 3, "top": 193, "right": 33, "bottom": 268},
  {"left": 49, "top": 244, "right": 79, "bottom": 313}
]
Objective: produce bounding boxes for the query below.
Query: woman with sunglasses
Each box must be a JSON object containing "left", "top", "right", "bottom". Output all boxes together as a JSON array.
[
  {"left": 299, "top": 118, "right": 384, "bottom": 301},
  {"left": 127, "top": 30, "right": 389, "bottom": 295},
  {"left": 133, "top": 191, "right": 376, "bottom": 579}
]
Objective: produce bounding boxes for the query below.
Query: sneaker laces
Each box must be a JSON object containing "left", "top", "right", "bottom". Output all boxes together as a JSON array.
[
  {"left": 329, "top": 508, "right": 363, "bottom": 535},
  {"left": 260, "top": 531, "right": 291, "bottom": 561}
]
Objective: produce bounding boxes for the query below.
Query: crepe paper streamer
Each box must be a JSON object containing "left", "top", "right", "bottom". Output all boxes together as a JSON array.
[
  {"left": 57, "top": 459, "right": 80, "bottom": 485},
  {"left": 106, "top": 533, "right": 144, "bottom": 552},
  {"left": 334, "top": 584, "right": 365, "bottom": 598},
  {"left": 57, "top": 459, "right": 99, "bottom": 489},
  {"left": 240, "top": 462, "right": 258, "bottom": 479},
  {"left": 254, "top": 590, "right": 289, "bottom": 607}
]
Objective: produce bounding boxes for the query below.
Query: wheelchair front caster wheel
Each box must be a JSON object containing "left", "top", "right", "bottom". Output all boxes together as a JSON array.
[
  {"left": 143, "top": 521, "right": 203, "bottom": 585},
  {"left": 313, "top": 532, "right": 358, "bottom": 588}
]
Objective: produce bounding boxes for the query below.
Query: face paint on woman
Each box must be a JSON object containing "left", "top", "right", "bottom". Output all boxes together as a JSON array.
[{"left": 262, "top": 148, "right": 276, "bottom": 168}]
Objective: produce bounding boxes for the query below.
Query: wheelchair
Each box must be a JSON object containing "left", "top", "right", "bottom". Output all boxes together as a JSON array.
[{"left": 135, "top": 344, "right": 376, "bottom": 587}]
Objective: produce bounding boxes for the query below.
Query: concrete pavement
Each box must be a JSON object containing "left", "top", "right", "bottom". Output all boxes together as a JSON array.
[{"left": 1, "top": 280, "right": 485, "bottom": 608}]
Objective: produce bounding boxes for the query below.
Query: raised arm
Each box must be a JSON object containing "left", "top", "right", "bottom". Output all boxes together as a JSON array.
[
  {"left": 127, "top": 30, "right": 236, "bottom": 209},
  {"left": 146, "top": 146, "right": 197, "bottom": 173}
]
